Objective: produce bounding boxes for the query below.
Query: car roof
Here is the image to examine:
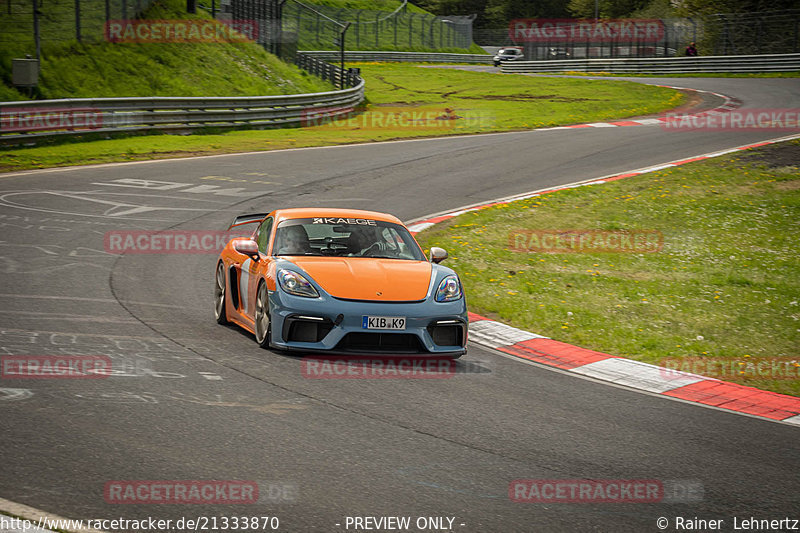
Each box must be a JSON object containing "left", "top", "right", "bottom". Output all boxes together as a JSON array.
[{"left": 271, "top": 208, "right": 403, "bottom": 225}]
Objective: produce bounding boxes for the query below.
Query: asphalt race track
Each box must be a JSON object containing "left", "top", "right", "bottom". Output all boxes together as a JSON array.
[{"left": 1, "top": 76, "right": 798, "bottom": 532}]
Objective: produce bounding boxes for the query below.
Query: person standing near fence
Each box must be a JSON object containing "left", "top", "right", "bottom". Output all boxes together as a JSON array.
[{"left": 685, "top": 42, "right": 698, "bottom": 56}]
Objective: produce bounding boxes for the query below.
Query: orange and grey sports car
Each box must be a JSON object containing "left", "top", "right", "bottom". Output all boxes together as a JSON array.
[{"left": 214, "top": 208, "right": 467, "bottom": 357}]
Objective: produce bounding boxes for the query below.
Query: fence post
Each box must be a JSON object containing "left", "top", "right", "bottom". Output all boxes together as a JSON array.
[
  {"left": 296, "top": 8, "right": 302, "bottom": 45},
  {"left": 355, "top": 11, "right": 360, "bottom": 48},
  {"left": 104, "top": 0, "right": 109, "bottom": 23},
  {"left": 75, "top": 0, "right": 81, "bottom": 41},
  {"left": 32, "top": 0, "right": 41, "bottom": 60},
  {"left": 340, "top": 22, "right": 350, "bottom": 89},
  {"left": 394, "top": 13, "right": 397, "bottom": 48},
  {"left": 408, "top": 13, "right": 413, "bottom": 48},
  {"left": 337, "top": 9, "right": 344, "bottom": 46},
  {"left": 375, "top": 13, "right": 379, "bottom": 48}
]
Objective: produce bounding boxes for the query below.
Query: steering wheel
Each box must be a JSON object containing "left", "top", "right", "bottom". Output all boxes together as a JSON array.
[{"left": 363, "top": 242, "right": 398, "bottom": 257}]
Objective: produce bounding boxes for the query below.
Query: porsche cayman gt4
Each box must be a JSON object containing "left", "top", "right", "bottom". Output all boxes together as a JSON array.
[{"left": 214, "top": 208, "right": 467, "bottom": 357}]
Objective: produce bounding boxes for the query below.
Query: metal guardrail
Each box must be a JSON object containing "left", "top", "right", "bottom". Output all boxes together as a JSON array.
[
  {"left": 500, "top": 53, "right": 800, "bottom": 74},
  {"left": 0, "top": 74, "right": 364, "bottom": 144},
  {"left": 301, "top": 50, "right": 492, "bottom": 63},
  {"left": 295, "top": 53, "right": 362, "bottom": 88}
]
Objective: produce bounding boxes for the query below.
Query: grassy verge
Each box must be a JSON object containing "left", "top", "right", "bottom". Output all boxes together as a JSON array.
[
  {"left": 0, "top": 63, "right": 682, "bottom": 172},
  {"left": 0, "top": 0, "right": 333, "bottom": 102},
  {"left": 416, "top": 140, "right": 800, "bottom": 396}
]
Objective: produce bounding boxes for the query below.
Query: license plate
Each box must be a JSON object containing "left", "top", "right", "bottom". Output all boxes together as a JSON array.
[{"left": 362, "top": 316, "right": 406, "bottom": 330}]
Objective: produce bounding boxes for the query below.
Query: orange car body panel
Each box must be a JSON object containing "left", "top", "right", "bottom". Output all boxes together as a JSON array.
[{"left": 286, "top": 257, "right": 431, "bottom": 301}]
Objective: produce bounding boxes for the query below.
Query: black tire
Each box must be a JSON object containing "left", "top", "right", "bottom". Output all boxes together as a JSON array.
[
  {"left": 214, "top": 262, "right": 228, "bottom": 325},
  {"left": 254, "top": 281, "right": 272, "bottom": 348}
]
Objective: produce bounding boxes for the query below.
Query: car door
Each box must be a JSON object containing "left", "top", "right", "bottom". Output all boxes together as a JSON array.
[{"left": 236, "top": 216, "right": 273, "bottom": 321}]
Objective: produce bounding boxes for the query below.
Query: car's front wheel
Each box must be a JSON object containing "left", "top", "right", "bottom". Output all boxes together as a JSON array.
[
  {"left": 214, "top": 262, "right": 228, "bottom": 325},
  {"left": 254, "top": 282, "right": 272, "bottom": 348}
]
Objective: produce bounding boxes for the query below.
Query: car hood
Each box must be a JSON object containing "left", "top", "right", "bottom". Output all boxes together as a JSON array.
[{"left": 287, "top": 257, "right": 432, "bottom": 301}]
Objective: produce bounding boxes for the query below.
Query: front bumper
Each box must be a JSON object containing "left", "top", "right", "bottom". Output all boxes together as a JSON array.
[{"left": 268, "top": 290, "right": 468, "bottom": 355}]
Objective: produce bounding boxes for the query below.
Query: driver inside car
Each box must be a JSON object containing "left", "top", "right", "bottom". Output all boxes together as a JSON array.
[
  {"left": 276, "top": 225, "right": 312, "bottom": 255},
  {"left": 347, "top": 226, "right": 386, "bottom": 256}
]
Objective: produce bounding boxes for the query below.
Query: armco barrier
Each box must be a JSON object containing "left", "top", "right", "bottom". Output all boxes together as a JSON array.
[
  {"left": 500, "top": 53, "right": 800, "bottom": 74},
  {"left": 301, "top": 50, "right": 492, "bottom": 63},
  {"left": 0, "top": 79, "right": 364, "bottom": 144}
]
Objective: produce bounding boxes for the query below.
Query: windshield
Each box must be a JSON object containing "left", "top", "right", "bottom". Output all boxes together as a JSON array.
[{"left": 272, "top": 217, "right": 426, "bottom": 260}]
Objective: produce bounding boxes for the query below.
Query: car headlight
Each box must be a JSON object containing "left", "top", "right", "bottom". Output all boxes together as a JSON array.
[
  {"left": 277, "top": 269, "right": 319, "bottom": 298},
  {"left": 435, "top": 275, "right": 462, "bottom": 302}
]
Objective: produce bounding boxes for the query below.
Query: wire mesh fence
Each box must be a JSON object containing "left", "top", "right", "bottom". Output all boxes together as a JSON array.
[
  {"left": 0, "top": 0, "right": 155, "bottom": 50},
  {"left": 1, "top": 0, "right": 476, "bottom": 57},
  {"left": 476, "top": 10, "right": 798, "bottom": 59},
  {"left": 278, "top": 2, "right": 474, "bottom": 52},
  {"left": 501, "top": 19, "right": 696, "bottom": 60},
  {"left": 704, "top": 9, "right": 800, "bottom": 55}
]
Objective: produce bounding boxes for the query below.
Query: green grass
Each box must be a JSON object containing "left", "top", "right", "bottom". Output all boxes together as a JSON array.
[
  {"left": 0, "top": 63, "right": 683, "bottom": 171},
  {"left": 416, "top": 141, "right": 800, "bottom": 396},
  {"left": 34, "top": 40, "right": 333, "bottom": 98},
  {"left": 0, "top": 0, "right": 334, "bottom": 101},
  {"left": 558, "top": 71, "right": 800, "bottom": 78}
]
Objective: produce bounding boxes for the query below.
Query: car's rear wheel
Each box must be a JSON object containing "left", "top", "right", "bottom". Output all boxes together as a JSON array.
[
  {"left": 254, "top": 282, "right": 272, "bottom": 348},
  {"left": 214, "top": 262, "right": 228, "bottom": 325}
]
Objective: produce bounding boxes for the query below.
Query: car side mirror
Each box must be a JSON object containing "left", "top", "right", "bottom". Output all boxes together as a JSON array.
[
  {"left": 233, "top": 239, "right": 259, "bottom": 259},
  {"left": 430, "top": 247, "right": 448, "bottom": 264}
]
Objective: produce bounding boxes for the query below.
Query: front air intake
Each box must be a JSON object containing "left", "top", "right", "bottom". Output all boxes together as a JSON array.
[{"left": 334, "top": 333, "right": 425, "bottom": 353}]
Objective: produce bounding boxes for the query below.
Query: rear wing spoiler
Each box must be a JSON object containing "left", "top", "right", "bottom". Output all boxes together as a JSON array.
[{"left": 228, "top": 213, "right": 269, "bottom": 230}]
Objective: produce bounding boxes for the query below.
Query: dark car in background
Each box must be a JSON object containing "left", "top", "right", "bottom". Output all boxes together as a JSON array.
[{"left": 493, "top": 47, "right": 524, "bottom": 66}]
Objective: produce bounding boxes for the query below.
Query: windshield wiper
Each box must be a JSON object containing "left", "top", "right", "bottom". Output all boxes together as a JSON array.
[{"left": 275, "top": 252, "right": 321, "bottom": 256}]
